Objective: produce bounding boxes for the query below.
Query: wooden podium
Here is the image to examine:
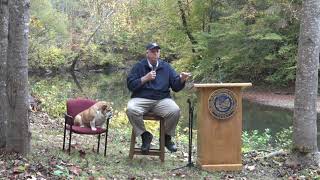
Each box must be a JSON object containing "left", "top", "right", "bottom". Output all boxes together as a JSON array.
[{"left": 194, "top": 83, "right": 252, "bottom": 171}]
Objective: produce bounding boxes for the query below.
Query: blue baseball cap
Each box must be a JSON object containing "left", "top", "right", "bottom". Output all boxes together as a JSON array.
[{"left": 146, "top": 42, "right": 161, "bottom": 50}]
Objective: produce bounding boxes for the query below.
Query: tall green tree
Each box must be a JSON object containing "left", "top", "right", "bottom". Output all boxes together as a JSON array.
[
  {"left": 291, "top": 0, "right": 320, "bottom": 167},
  {"left": 29, "top": 0, "right": 69, "bottom": 71},
  {"left": 181, "top": 0, "right": 300, "bottom": 84}
]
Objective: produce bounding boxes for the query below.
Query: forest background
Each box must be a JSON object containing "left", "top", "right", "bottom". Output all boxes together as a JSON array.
[
  {"left": 2, "top": 0, "right": 317, "bottom": 179},
  {"left": 29, "top": 0, "right": 301, "bottom": 87}
]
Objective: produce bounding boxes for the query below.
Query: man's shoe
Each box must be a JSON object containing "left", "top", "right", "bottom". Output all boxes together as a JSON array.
[
  {"left": 165, "top": 135, "right": 177, "bottom": 152},
  {"left": 141, "top": 131, "right": 153, "bottom": 154}
]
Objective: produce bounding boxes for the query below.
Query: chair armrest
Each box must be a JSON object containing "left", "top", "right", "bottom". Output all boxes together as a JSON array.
[
  {"left": 106, "top": 112, "right": 113, "bottom": 120},
  {"left": 65, "top": 113, "right": 74, "bottom": 126}
]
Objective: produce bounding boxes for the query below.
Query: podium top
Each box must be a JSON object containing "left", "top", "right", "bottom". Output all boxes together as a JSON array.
[{"left": 193, "top": 83, "right": 252, "bottom": 88}]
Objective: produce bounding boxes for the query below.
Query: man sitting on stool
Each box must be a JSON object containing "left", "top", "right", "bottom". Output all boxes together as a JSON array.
[{"left": 126, "top": 42, "right": 191, "bottom": 154}]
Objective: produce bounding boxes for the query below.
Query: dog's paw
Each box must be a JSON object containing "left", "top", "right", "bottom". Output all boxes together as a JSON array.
[{"left": 91, "top": 127, "right": 97, "bottom": 131}]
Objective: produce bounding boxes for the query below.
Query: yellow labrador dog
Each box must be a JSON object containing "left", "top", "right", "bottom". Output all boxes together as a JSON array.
[{"left": 74, "top": 101, "right": 112, "bottom": 131}]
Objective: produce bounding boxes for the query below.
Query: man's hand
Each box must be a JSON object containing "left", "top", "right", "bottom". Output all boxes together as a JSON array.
[
  {"left": 141, "top": 70, "right": 156, "bottom": 84},
  {"left": 180, "top": 72, "right": 191, "bottom": 83}
]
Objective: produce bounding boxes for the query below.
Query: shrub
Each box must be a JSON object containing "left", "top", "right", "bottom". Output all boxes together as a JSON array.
[
  {"left": 242, "top": 129, "right": 272, "bottom": 152},
  {"left": 274, "top": 126, "right": 292, "bottom": 150}
]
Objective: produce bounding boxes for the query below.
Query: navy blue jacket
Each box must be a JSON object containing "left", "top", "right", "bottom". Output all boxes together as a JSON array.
[{"left": 127, "top": 58, "right": 185, "bottom": 100}]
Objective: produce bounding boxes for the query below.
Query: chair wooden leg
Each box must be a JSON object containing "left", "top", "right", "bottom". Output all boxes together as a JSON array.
[
  {"left": 97, "top": 134, "right": 101, "bottom": 154},
  {"left": 129, "top": 129, "right": 135, "bottom": 159},
  {"left": 160, "top": 119, "right": 165, "bottom": 162},
  {"left": 104, "top": 119, "right": 110, "bottom": 157},
  {"left": 68, "top": 129, "right": 72, "bottom": 155}
]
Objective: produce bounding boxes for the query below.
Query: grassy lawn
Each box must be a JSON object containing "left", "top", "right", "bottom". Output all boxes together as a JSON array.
[{"left": 1, "top": 111, "right": 318, "bottom": 179}]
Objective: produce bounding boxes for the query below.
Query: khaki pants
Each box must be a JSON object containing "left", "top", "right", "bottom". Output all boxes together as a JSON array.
[{"left": 126, "top": 98, "right": 180, "bottom": 137}]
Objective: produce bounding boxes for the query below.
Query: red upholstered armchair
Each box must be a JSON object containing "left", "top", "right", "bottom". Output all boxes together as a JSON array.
[{"left": 62, "top": 99, "right": 111, "bottom": 156}]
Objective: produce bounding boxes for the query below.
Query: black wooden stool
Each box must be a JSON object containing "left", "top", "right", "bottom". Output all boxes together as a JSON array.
[{"left": 129, "top": 112, "right": 165, "bottom": 162}]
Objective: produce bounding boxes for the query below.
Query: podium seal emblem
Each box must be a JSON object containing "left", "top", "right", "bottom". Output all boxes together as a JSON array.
[{"left": 208, "top": 89, "right": 237, "bottom": 119}]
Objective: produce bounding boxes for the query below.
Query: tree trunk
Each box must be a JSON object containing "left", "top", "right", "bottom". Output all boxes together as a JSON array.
[
  {"left": 0, "top": 0, "right": 9, "bottom": 148},
  {"left": 177, "top": 0, "right": 197, "bottom": 53},
  {"left": 5, "top": 0, "right": 31, "bottom": 154},
  {"left": 291, "top": 0, "right": 320, "bottom": 167}
]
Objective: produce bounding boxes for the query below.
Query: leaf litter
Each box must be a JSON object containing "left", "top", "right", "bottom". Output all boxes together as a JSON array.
[{"left": 0, "top": 111, "right": 319, "bottom": 179}]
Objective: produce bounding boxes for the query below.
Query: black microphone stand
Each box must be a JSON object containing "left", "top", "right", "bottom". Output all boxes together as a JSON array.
[
  {"left": 171, "top": 98, "right": 194, "bottom": 171},
  {"left": 186, "top": 98, "right": 194, "bottom": 167}
]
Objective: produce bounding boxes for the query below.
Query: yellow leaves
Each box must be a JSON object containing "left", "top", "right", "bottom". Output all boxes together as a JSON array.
[
  {"left": 144, "top": 121, "right": 160, "bottom": 136},
  {"left": 13, "top": 165, "right": 26, "bottom": 174},
  {"left": 30, "top": 16, "right": 44, "bottom": 29},
  {"left": 40, "top": 47, "right": 65, "bottom": 67},
  {"left": 110, "top": 111, "right": 130, "bottom": 128}
]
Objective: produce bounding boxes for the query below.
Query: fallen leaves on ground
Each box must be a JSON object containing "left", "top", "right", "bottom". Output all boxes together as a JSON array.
[{"left": 1, "top": 111, "right": 320, "bottom": 179}]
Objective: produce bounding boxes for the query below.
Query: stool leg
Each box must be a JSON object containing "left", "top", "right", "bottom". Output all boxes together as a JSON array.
[
  {"left": 160, "top": 119, "right": 165, "bottom": 162},
  {"left": 129, "top": 129, "right": 135, "bottom": 159}
]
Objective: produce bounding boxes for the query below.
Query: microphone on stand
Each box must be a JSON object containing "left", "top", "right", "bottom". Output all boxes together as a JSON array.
[{"left": 187, "top": 98, "right": 194, "bottom": 167}]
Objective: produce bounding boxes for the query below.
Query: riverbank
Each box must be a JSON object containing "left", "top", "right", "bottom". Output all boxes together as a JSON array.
[{"left": 243, "top": 87, "right": 320, "bottom": 112}]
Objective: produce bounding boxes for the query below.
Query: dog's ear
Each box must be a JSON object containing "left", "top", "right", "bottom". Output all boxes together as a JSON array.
[
  {"left": 104, "top": 103, "right": 113, "bottom": 111},
  {"left": 102, "top": 104, "right": 110, "bottom": 111}
]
